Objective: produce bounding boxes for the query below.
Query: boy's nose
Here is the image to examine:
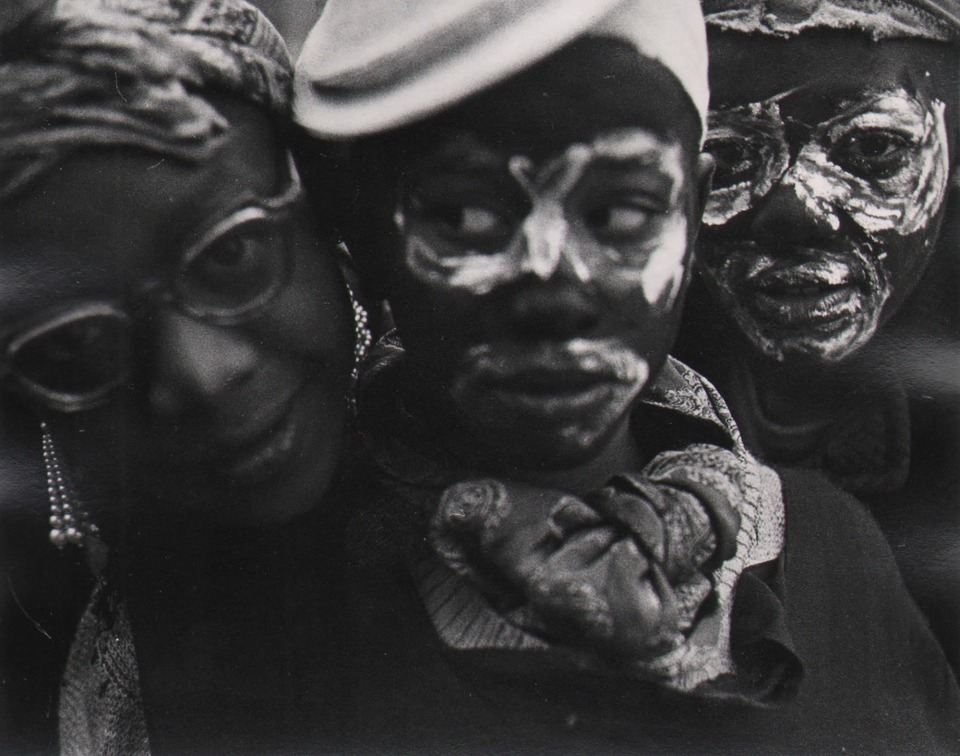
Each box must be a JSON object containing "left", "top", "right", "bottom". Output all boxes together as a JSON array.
[{"left": 507, "top": 283, "right": 600, "bottom": 340}]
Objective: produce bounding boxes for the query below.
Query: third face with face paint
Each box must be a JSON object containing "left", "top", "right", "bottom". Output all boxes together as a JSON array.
[
  {"left": 700, "top": 32, "right": 957, "bottom": 365},
  {"left": 372, "top": 40, "right": 708, "bottom": 469}
]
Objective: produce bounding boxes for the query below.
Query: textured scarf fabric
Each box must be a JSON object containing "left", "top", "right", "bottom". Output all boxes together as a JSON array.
[
  {"left": 0, "top": 0, "right": 291, "bottom": 203},
  {"left": 703, "top": 0, "right": 959, "bottom": 40},
  {"left": 294, "top": 0, "right": 709, "bottom": 138},
  {"left": 354, "top": 341, "right": 789, "bottom": 698},
  {"left": 59, "top": 579, "right": 150, "bottom": 756}
]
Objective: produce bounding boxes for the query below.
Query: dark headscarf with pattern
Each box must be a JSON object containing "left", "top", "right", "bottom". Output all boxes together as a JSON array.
[{"left": 0, "top": 0, "right": 292, "bottom": 202}]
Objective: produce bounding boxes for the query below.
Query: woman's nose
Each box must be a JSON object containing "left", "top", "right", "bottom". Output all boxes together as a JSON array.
[
  {"left": 148, "top": 312, "right": 258, "bottom": 416},
  {"left": 507, "top": 283, "right": 600, "bottom": 339},
  {"left": 749, "top": 179, "right": 838, "bottom": 246}
]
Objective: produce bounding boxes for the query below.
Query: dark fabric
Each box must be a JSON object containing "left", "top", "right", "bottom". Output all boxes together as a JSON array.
[
  {"left": 0, "top": 494, "right": 94, "bottom": 755},
  {"left": 327, "top": 467, "right": 960, "bottom": 754},
  {"left": 676, "top": 190, "right": 960, "bottom": 673},
  {"left": 117, "top": 506, "right": 351, "bottom": 755}
]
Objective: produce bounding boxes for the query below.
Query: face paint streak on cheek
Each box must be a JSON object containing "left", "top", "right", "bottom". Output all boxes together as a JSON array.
[
  {"left": 614, "top": 214, "right": 688, "bottom": 307},
  {"left": 785, "top": 95, "right": 948, "bottom": 240},
  {"left": 395, "top": 208, "right": 516, "bottom": 296},
  {"left": 897, "top": 100, "right": 949, "bottom": 236},
  {"left": 703, "top": 101, "right": 790, "bottom": 227}
]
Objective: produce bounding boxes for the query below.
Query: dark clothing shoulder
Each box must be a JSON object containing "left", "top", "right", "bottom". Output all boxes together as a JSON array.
[{"left": 329, "top": 467, "right": 960, "bottom": 755}]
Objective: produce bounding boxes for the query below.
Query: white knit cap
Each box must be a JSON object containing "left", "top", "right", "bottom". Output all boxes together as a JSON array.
[{"left": 294, "top": 0, "right": 709, "bottom": 139}]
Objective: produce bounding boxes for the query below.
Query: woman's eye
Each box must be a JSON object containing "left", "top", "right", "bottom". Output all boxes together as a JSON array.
[
  {"left": 179, "top": 220, "right": 287, "bottom": 313},
  {"left": 584, "top": 204, "right": 652, "bottom": 239},
  {"left": 15, "top": 315, "right": 128, "bottom": 393},
  {"left": 831, "top": 129, "right": 912, "bottom": 178},
  {"left": 704, "top": 136, "right": 761, "bottom": 189}
]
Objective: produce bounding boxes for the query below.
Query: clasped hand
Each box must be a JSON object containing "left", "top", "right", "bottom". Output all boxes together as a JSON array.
[{"left": 431, "top": 465, "right": 740, "bottom": 660}]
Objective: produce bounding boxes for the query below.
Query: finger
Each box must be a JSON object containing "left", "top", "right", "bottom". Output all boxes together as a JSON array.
[
  {"left": 603, "top": 539, "right": 674, "bottom": 656},
  {"left": 590, "top": 487, "right": 666, "bottom": 562},
  {"left": 649, "top": 463, "right": 742, "bottom": 564},
  {"left": 547, "top": 495, "right": 603, "bottom": 539},
  {"left": 537, "top": 526, "right": 622, "bottom": 576},
  {"left": 657, "top": 487, "right": 716, "bottom": 581},
  {"left": 524, "top": 529, "right": 624, "bottom": 642}
]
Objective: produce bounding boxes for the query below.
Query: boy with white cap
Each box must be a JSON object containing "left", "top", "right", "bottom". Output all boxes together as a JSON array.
[{"left": 295, "top": 1, "right": 960, "bottom": 751}]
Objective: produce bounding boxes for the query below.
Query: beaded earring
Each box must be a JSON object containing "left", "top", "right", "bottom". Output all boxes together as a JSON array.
[
  {"left": 348, "top": 283, "right": 373, "bottom": 383},
  {"left": 41, "top": 421, "right": 97, "bottom": 548}
]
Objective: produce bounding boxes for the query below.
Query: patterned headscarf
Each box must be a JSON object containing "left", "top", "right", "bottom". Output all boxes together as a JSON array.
[
  {"left": 702, "top": 0, "right": 960, "bottom": 41},
  {"left": 0, "top": 0, "right": 292, "bottom": 202}
]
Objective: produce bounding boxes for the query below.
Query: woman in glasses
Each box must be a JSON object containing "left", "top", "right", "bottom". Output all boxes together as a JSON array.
[{"left": 0, "top": 0, "right": 360, "bottom": 752}]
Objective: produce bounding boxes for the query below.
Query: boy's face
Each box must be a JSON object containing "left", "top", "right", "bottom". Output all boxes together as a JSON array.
[
  {"left": 376, "top": 41, "right": 709, "bottom": 468},
  {"left": 700, "top": 32, "right": 957, "bottom": 365}
]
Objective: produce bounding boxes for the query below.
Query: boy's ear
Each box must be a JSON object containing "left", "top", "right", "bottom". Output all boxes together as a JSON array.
[{"left": 694, "top": 151, "right": 715, "bottom": 230}]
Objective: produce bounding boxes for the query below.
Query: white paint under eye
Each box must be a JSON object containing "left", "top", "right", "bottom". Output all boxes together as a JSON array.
[
  {"left": 703, "top": 101, "right": 791, "bottom": 227},
  {"left": 399, "top": 129, "right": 688, "bottom": 299},
  {"left": 617, "top": 213, "right": 688, "bottom": 307},
  {"left": 704, "top": 91, "right": 949, "bottom": 239},
  {"left": 785, "top": 96, "right": 949, "bottom": 238}
]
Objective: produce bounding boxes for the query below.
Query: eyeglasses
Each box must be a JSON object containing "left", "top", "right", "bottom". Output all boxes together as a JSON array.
[{"left": 0, "top": 161, "right": 304, "bottom": 414}]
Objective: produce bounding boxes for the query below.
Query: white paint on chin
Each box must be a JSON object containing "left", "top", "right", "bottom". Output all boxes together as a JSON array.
[{"left": 453, "top": 338, "right": 650, "bottom": 455}]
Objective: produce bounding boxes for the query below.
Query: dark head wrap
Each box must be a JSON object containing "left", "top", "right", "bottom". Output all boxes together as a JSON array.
[{"left": 0, "top": 0, "right": 292, "bottom": 202}]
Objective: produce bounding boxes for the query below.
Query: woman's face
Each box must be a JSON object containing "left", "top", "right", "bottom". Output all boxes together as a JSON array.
[
  {"left": 0, "top": 99, "right": 353, "bottom": 526},
  {"left": 700, "top": 32, "right": 957, "bottom": 365}
]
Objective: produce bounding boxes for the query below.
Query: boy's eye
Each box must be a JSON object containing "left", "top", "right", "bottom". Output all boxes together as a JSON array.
[
  {"left": 417, "top": 201, "right": 515, "bottom": 247},
  {"left": 584, "top": 203, "right": 652, "bottom": 239},
  {"left": 830, "top": 129, "right": 913, "bottom": 179},
  {"left": 704, "top": 136, "right": 763, "bottom": 189}
]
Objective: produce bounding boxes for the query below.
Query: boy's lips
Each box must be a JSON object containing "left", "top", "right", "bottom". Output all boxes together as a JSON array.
[{"left": 457, "top": 338, "right": 648, "bottom": 419}]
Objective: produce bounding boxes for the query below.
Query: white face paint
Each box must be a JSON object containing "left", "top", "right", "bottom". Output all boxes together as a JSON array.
[
  {"left": 451, "top": 337, "right": 650, "bottom": 451},
  {"left": 700, "top": 88, "right": 951, "bottom": 364},
  {"left": 704, "top": 90, "right": 949, "bottom": 238},
  {"left": 396, "top": 128, "right": 689, "bottom": 307}
]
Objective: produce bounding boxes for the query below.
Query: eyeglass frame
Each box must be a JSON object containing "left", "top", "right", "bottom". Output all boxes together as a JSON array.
[{"left": 0, "top": 156, "right": 305, "bottom": 414}]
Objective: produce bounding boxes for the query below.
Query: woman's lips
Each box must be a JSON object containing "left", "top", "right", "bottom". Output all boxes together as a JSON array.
[{"left": 220, "top": 392, "right": 305, "bottom": 486}]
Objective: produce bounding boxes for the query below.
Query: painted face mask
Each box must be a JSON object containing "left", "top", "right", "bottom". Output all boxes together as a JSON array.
[
  {"left": 700, "top": 87, "right": 950, "bottom": 363},
  {"left": 396, "top": 129, "right": 689, "bottom": 306},
  {"left": 392, "top": 126, "right": 694, "bottom": 465}
]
